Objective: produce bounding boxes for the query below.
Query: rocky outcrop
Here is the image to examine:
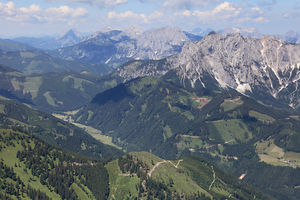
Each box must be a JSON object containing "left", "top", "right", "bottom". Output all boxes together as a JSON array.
[{"left": 117, "top": 32, "right": 300, "bottom": 108}]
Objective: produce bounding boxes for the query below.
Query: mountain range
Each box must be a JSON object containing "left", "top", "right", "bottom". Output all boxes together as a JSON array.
[
  {"left": 113, "top": 32, "right": 300, "bottom": 111},
  {"left": 1, "top": 26, "right": 300, "bottom": 199},
  {"left": 71, "top": 32, "right": 300, "bottom": 199},
  {"left": 51, "top": 26, "right": 202, "bottom": 68},
  {"left": 12, "top": 29, "right": 84, "bottom": 50}
]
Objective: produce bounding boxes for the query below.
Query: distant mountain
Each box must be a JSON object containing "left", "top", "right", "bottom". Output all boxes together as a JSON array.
[
  {"left": 52, "top": 26, "right": 202, "bottom": 68},
  {"left": 113, "top": 32, "right": 300, "bottom": 112},
  {"left": 0, "top": 48, "right": 111, "bottom": 74},
  {"left": 56, "top": 29, "right": 84, "bottom": 47},
  {"left": 0, "top": 65, "right": 115, "bottom": 112},
  {"left": 0, "top": 38, "right": 34, "bottom": 51},
  {"left": 220, "top": 27, "right": 263, "bottom": 38},
  {"left": 277, "top": 30, "right": 300, "bottom": 44},
  {"left": 72, "top": 32, "right": 300, "bottom": 199},
  {"left": 12, "top": 29, "right": 84, "bottom": 50},
  {"left": 191, "top": 27, "right": 214, "bottom": 37}
]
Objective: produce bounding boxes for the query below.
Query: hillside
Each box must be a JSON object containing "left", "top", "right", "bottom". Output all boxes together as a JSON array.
[
  {"left": 75, "top": 74, "right": 300, "bottom": 199},
  {"left": 0, "top": 65, "right": 119, "bottom": 112},
  {"left": 0, "top": 99, "right": 123, "bottom": 159},
  {"left": 0, "top": 39, "right": 34, "bottom": 51},
  {"left": 0, "top": 49, "right": 111, "bottom": 74},
  {"left": 0, "top": 131, "right": 269, "bottom": 200},
  {"left": 0, "top": 129, "right": 111, "bottom": 200},
  {"left": 12, "top": 29, "right": 84, "bottom": 50},
  {"left": 112, "top": 33, "right": 300, "bottom": 113},
  {"left": 105, "top": 152, "right": 270, "bottom": 200}
]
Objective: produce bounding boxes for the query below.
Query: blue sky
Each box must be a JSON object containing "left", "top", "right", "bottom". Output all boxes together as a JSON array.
[{"left": 0, "top": 0, "right": 299, "bottom": 37}]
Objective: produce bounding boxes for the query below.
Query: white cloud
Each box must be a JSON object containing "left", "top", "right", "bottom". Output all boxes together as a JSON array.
[
  {"left": 163, "top": 0, "right": 222, "bottom": 10},
  {"left": 175, "top": 2, "right": 266, "bottom": 24},
  {"left": 175, "top": 10, "right": 191, "bottom": 17},
  {"left": 108, "top": 10, "right": 164, "bottom": 24},
  {"left": 192, "top": 2, "right": 241, "bottom": 21},
  {"left": 108, "top": 11, "right": 148, "bottom": 23},
  {"left": 48, "top": 0, "right": 128, "bottom": 7},
  {"left": 0, "top": 2, "right": 88, "bottom": 23},
  {"left": 253, "top": 16, "right": 267, "bottom": 22},
  {"left": 149, "top": 11, "right": 163, "bottom": 20}
]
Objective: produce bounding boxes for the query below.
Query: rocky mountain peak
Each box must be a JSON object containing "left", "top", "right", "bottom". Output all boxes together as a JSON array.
[
  {"left": 118, "top": 32, "right": 300, "bottom": 107},
  {"left": 56, "top": 29, "right": 83, "bottom": 47}
]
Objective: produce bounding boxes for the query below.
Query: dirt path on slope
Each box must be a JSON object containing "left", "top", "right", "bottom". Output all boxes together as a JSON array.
[
  {"left": 147, "top": 159, "right": 184, "bottom": 177},
  {"left": 209, "top": 166, "right": 216, "bottom": 191},
  {"left": 147, "top": 161, "right": 167, "bottom": 177}
]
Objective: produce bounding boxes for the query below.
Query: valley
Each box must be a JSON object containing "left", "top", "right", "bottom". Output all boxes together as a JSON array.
[{"left": 0, "top": 23, "right": 300, "bottom": 199}]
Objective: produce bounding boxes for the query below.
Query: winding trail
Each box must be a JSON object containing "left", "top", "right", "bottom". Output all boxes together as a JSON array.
[
  {"left": 175, "top": 159, "right": 183, "bottom": 168},
  {"left": 148, "top": 161, "right": 167, "bottom": 177},
  {"left": 209, "top": 166, "right": 216, "bottom": 191},
  {"left": 147, "top": 159, "right": 184, "bottom": 177}
]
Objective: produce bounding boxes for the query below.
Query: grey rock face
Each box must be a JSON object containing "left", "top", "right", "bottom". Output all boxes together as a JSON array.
[
  {"left": 117, "top": 33, "right": 300, "bottom": 108},
  {"left": 56, "top": 29, "right": 83, "bottom": 48},
  {"left": 54, "top": 26, "right": 201, "bottom": 67}
]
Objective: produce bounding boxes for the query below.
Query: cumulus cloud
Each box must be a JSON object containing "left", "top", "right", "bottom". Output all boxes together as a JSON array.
[
  {"left": 47, "top": 0, "right": 128, "bottom": 7},
  {"left": 163, "top": 0, "right": 222, "bottom": 10},
  {"left": 108, "top": 11, "right": 148, "bottom": 23},
  {"left": 175, "top": 2, "right": 266, "bottom": 24},
  {"left": 0, "top": 1, "right": 87, "bottom": 23},
  {"left": 108, "top": 10, "right": 164, "bottom": 24},
  {"left": 190, "top": 2, "right": 241, "bottom": 21}
]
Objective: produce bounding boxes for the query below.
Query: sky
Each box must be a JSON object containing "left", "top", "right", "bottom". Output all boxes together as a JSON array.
[{"left": 0, "top": 0, "right": 299, "bottom": 37}]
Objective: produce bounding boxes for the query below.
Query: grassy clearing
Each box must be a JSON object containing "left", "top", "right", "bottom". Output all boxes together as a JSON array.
[
  {"left": 0, "top": 104, "right": 5, "bottom": 114},
  {"left": 103, "top": 79, "right": 117, "bottom": 89},
  {"left": 53, "top": 113, "right": 122, "bottom": 150},
  {"left": 130, "top": 152, "right": 163, "bottom": 168},
  {"left": 290, "top": 115, "right": 300, "bottom": 121},
  {"left": 87, "top": 110, "right": 94, "bottom": 121},
  {"left": 285, "top": 152, "right": 300, "bottom": 166},
  {"left": 255, "top": 139, "right": 300, "bottom": 167},
  {"left": 220, "top": 97, "right": 243, "bottom": 112},
  {"left": 63, "top": 76, "right": 94, "bottom": 92},
  {"left": 10, "top": 77, "right": 43, "bottom": 99},
  {"left": 11, "top": 78, "right": 22, "bottom": 91},
  {"left": 153, "top": 162, "right": 209, "bottom": 195},
  {"left": 163, "top": 125, "right": 173, "bottom": 141},
  {"left": 192, "top": 96, "right": 211, "bottom": 110},
  {"left": 71, "top": 183, "right": 93, "bottom": 200},
  {"left": 129, "top": 76, "right": 159, "bottom": 95},
  {"left": 43, "top": 91, "right": 57, "bottom": 107},
  {"left": 0, "top": 132, "right": 61, "bottom": 199},
  {"left": 162, "top": 91, "right": 200, "bottom": 121},
  {"left": 72, "top": 122, "right": 122, "bottom": 150},
  {"left": 177, "top": 136, "right": 203, "bottom": 152},
  {"left": 24, "top": 77, "right": 43, "bottom": 99},
  {"left": 105, "top": 160, "right": 140, "bottom": 200},
  {"left": 206, "top": 119, "right": 252, "bottom": 143},
  {"left": 249, "top": 110, "right": 275, "bottom": 123}
]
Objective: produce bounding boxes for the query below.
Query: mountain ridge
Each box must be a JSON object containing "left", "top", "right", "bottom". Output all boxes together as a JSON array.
[
  {"left": 53, "top": 26, "right": 202, "bottom": 68},
  {"left": 114, "top": 32, "right": 300, "bottom": 111}
]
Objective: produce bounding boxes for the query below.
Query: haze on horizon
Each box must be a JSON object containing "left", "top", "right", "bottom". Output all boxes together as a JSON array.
[{"left": 0, "top": 0, "right": 298, "bottom": 37}]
